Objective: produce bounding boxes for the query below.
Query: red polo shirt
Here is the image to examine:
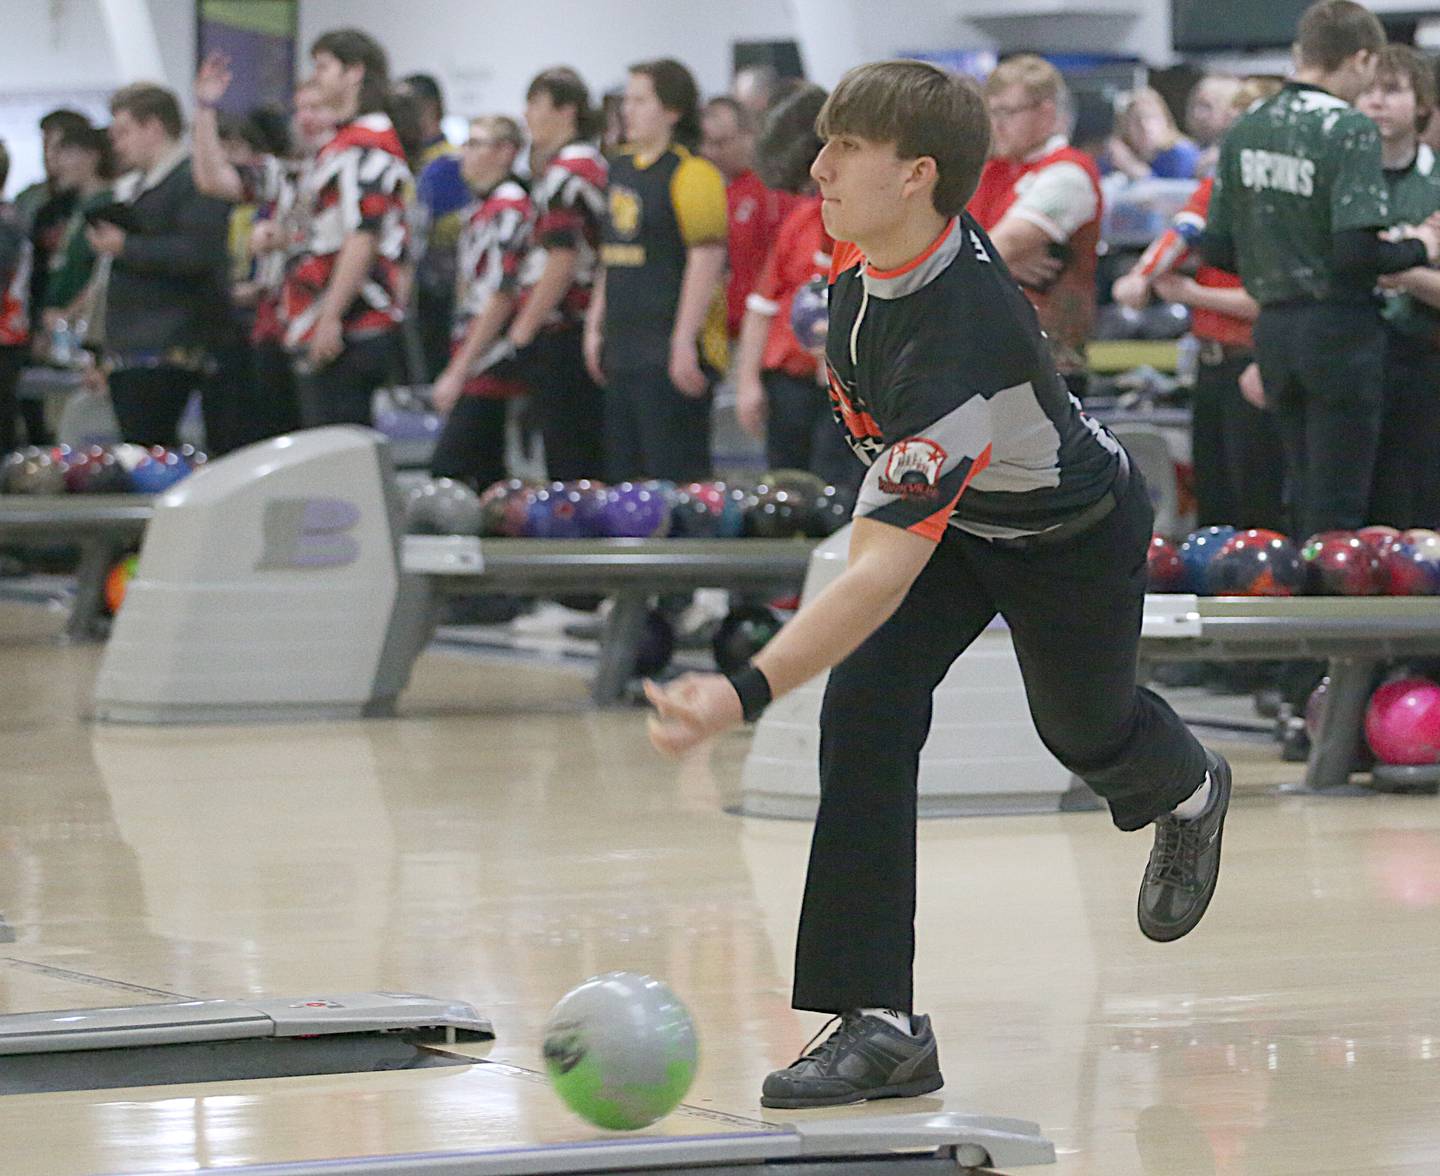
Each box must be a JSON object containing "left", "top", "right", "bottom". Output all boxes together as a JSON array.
[
  {"left": 746, "top": 196, "right": 832, "bottom": 378},
  {"left": 725, "top": 169, "right": 797, "bottom": 337}
]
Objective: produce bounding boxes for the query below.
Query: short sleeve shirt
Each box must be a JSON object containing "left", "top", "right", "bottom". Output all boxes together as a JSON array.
[
  {"left": 825, "top": 215, "right": 1121, "bottom": 542},
  {"left": 283, "top": 113, "right": 412, "bottom": 349},
  {"left": 1208, "top": 82, "right": 1388, "bottom": 305},
  {"left": 454, "top": 177, "right": 534, "bottom": 331},
  {"left": 1008, "top": 161, "right": 1101, "bottom": 243},
  {"left": 518, "top": 141, "right": 608, "bottom": 327}
]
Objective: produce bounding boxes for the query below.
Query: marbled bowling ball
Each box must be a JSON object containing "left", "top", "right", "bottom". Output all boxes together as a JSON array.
[
  {"left": 1378, "top": 541, "right": 1440, "bottom": 596},
  {"left": 1205, "top": 530, "right": 1304, "bottom": 596},
  {"left": 1176, "top": 525, "right": 1236, "bottom": 593},
  {"left": 2, "top": 446, "right": 66, "bottom": 494},
  {"left": 601, "top": 482, "right": 671, "bottom": 538},
  {"left": 477, "top": 478, "right": 539, "bottom": 537},
  {"left": 789, "top": 279, "right": 829, "bottom": 351},
  {"left": 1300, "top": 531, "right": 1383, "bottom": 596},
  {"left": 743, "top": 485, "right": 813, "bottom": 539},
  {"left": 1147, "top": 536, "right": 1187, "bottom": 592},
  {"left": 1357, "top": 525, "right": 1402, "bottom": 557},
  {"left": 757, "top": 468, "right": 828, "bottom": 502},
  {"left": 542, "top": 972, "right": 697, "bottom": 1131},
  {"left": 669, "top": 481, "right": 744, "bottom": 539},
  {"left": 712, "top": 605, "right": 784, "bottom": 674},
  {"left": 1402, "top": 529, "right": 1440, "bottom": 570},
  {"left": 544, "top": 480, "right": 609, "bottom": 539},
  {"left": 63, "top": 446, "right": 133, "bottom": 494}
]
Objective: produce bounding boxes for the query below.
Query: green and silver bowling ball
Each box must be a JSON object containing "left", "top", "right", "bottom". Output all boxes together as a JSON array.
[{"left": 541, "top": 971, "right": 698, "bottom": 1130}]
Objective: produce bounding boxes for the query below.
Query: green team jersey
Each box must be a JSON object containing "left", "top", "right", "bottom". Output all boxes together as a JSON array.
[
  {"left": 1208, "top": 81, "right": 1388, "bottom": 305},
  {"left": 1379, "top": 143, "right": 1440, "bottom": 340}
]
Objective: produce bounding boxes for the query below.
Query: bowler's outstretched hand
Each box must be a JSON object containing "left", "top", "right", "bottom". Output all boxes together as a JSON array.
[{"left": 645, "top": 674, "right": 743, "bottom": 757}]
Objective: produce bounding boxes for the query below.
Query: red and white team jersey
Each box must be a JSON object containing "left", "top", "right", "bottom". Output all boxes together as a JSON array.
[
  {"left": 239, "top": 154, "right": 305, "bottom": 345},
  {"left": 0, "top": 204, "right": 31, "bottom": 348},
  {"left": 452, "top": 176, "right": 534, "bottom": 382},
  {"left": 282, "top": 113, "right": 412, "bottom": 350},
  {"left": 518, "top": 140, "right": 608, "bottom": 327}
]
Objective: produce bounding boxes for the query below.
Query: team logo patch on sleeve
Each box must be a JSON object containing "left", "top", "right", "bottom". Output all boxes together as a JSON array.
[{"left": 878, "top": 437, "right": 947, "bottom": 498}]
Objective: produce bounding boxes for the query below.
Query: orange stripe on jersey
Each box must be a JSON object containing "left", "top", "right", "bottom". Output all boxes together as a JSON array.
[
  {"left": 829, "top": 240, "right": 864, "bottom": 284},
  {"left": 864, "top": 218, "right": 956, "bottom": 281},
  {"left": 907, "top": 443, "right": 993, "bottom": 543},
  {"left": 827, "top": 370, "right": 882, "bottom": 439}
]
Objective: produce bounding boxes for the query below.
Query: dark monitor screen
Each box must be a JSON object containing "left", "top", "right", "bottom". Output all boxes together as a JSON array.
[{"left": 1171, "top": 0, "right": 1311, "bottom": 52}]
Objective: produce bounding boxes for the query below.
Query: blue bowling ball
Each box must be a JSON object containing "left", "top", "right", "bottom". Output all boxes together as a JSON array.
[
  {"left": 127, "top": 447, "right": 191, "bottom": 494},
  {"left": 530, "top": 480, "right": 608, "bottom": 539},
  {"left": 1177, "top": 525, "right": 1236, "bottom": 593}
]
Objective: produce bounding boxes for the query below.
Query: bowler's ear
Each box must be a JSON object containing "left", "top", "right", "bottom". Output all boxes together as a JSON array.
[{"left": 903, "top": 155, "right": 939, "bottom": 199}]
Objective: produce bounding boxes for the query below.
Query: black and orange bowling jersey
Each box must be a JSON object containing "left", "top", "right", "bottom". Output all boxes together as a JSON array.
[{"left": 825, "top": 214, "right": 1121, "bottom": 542}]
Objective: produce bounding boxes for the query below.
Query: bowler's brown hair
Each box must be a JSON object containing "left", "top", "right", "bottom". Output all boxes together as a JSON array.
[{"left": 817, "top": 60, "right": 990, "bottom": 217}]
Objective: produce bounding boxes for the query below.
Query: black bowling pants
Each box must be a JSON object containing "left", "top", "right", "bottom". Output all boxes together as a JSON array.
[
  {"left": 1252, "top": 302, "right": 1385, "bottom": 538},
  {"left": 792, "top": 469, "right": 1209, "bottom": 1015}
]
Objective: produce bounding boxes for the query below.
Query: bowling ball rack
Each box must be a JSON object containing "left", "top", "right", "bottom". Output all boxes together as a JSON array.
[
  {"left": 1140, "top": 595, "right": 1440, "bottom": 794},
  {"left": 410, "top": 536, "right": 815, "bottom": 704},
  {"left": 0, "top": 494, "right": 154, "bottom": 639},
  {"left": 0, "top": 489, "right": 813, "bottom": 705}
]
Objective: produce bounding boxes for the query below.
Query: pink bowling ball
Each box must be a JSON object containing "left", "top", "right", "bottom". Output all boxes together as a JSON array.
[{"left": 1365, "top": 678, "right": 1440, "bottom": 766}]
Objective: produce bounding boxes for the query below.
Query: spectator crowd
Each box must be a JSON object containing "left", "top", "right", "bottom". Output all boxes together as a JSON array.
[{"left": 1, "top": 0, "right": 1438, "bottom": 544}]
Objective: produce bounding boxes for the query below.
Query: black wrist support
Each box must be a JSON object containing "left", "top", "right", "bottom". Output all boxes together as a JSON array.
[{"left": 726, "top": 663, "right": 773, "bottom": 723}]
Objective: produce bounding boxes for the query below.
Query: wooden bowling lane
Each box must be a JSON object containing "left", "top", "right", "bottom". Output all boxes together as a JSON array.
[
  {"left": 0, "top": 1061, "right": 780, "bottom": 1176},
  {"left": 8, "top": 597, "right": 1440, "bottom": 1172}
]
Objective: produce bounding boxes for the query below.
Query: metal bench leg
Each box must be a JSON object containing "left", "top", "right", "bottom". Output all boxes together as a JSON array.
[
  {"left": 1298, "top": 656, "right": 1377, "bottom": 794},
  {"left": 592, "top": 591, "right": 649, "bottom": 706},
  {"left": 66, "top": 535, "right": 125, "bottom": 642}
]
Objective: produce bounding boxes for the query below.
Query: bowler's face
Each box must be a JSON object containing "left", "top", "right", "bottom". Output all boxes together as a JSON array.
[{"left": 811, "top": 132, "right": 911, "bottom": 245}]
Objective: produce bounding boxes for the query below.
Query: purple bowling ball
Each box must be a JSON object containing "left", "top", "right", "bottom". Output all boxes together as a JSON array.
[
  {"left": 526, "top": 481, "right": 609, "bottom": 539},
  {"left": 790, "top": 279, "right": 828, "bottom": 351},
  {"left": 601, "top": 482, "right": 671, "bottom": 538}
]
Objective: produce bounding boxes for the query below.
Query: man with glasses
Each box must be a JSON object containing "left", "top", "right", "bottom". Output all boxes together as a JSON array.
[{"left": 969, "top": 55, "right": 1103, "bottom": 398}]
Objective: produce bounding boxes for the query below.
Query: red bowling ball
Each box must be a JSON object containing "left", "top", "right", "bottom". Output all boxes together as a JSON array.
[
  {"left": 1365, "top": 678, "right": 1440, "bottom": 766},
  {"left": 1378, "top": 542, "right": 1440, "bottom": 596},
  {"left": 1358, "top": 525, "right": 1401, "bottom": 556},
  {"left": 1300, "top": 531, "right": 1383, "bottom": 596},
  {"left": 1147, "top": 536, "right": 1187, "bottom": 592}
]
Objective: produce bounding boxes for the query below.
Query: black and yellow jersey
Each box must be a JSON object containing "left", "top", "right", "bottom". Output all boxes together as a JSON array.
[{"left": 601, "top": 143, "right": 728, "bottom": 371}]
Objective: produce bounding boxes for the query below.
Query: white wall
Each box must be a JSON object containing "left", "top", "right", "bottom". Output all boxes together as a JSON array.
[
  {"left": 0, "top": 0, "right": 193, "bottom": 94},
  {"left": 0, "top": 0, "right": 194, "bottom": 193},
  {"left": 298, "top": 0, "right": 798, "bottom": 116}
]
